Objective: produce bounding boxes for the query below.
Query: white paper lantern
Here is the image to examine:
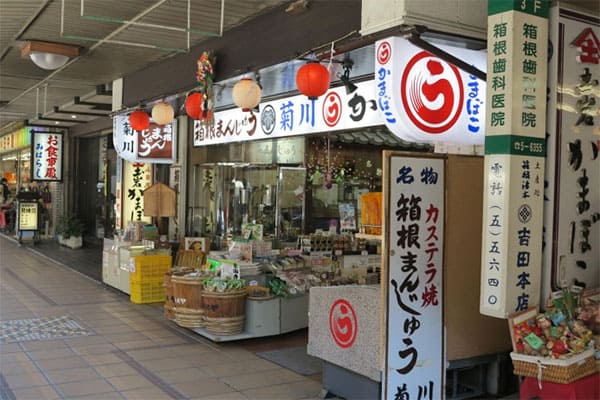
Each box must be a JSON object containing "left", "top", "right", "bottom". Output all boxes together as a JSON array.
[
  {"left": 232, "top": 78, "right": 261, "bottom": 111},
  {"left": 151, "top": 102, "right": 174, "bottom": 125}
]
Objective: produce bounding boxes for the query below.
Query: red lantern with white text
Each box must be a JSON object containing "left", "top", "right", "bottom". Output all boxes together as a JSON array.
[
  {"left": 129, "top": 110, "right": 150, "bottom": 131},
  {"left": 296, "top": 62, "right": 330, "bottom": 100}
]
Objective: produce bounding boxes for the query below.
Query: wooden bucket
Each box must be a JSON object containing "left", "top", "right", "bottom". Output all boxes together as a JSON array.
[
  {"left": 163, "top": 271, "right": 175, "bottom": 320},
  {"left": 201, "top": 289, "right": 247, "bottom": 335},
  {"left": 172, "top": 275, "right": 205, "bottom": 328},
  {"left": 164, "top": 268, "right": 195, "bottom": 320}
]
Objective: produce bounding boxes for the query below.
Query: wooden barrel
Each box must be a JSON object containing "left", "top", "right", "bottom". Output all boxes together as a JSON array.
[
  {"left": 163, "top": 271, "right": 175, "bottom": 320},
  {"left": 201, "top": 289, "right": 247, "bottom": 335},
  {"left": 172, "top": 275, "right": 205, "bottom": 328}
]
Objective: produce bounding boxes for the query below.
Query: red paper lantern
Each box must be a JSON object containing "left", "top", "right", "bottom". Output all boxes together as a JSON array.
[
  {"left": 128, "top": 110, "right": 150, "bottom": 131},
  {"left": 296, "top": 62, "right": 330, "bottom": 99},
  {"left": 185, "top": 92, "right": 203, "bottom": 120}
]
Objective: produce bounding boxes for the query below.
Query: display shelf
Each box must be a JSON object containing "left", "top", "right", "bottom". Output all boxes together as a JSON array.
[
  {"left": 354, "top": 233, "right": 382, "bottom": 241},
  {"left": 188, "top": 294, "right": 308, "bottom": 342},
  {"left": 190, "top": 328, "right": 256, "bottom": 342}
]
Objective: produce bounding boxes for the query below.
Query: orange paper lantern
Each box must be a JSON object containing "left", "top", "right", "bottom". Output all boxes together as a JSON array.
[
  {"left": 152, "top": 102, "right": 174, "bottom": 125},
  {"left": 128, "top": 110, "right": 150, "bottom": 131},
  {"left": 296, "top": 62, "right": 330, "bottom": 99},
  {"left": 232, "top": 78, "right": 262, "bottom": 112}
]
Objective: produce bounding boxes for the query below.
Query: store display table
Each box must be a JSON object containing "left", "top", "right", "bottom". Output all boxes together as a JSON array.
[{"left": 519, "top": 372, "right": 599, "bottom": 400}]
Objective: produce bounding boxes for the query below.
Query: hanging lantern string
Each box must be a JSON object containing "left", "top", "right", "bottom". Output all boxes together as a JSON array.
[
  {"left": 296, "top": 30, "right": 358, "bottom": 61},
  {"left": 327, "top": 41, "right": 335, "bottom": 72}
]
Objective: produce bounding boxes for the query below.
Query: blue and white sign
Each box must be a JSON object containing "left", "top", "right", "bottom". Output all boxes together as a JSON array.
[
  {"left": 193, "top": 80, "right": 382, "bottom": 146},
  {"left": 375, "top": 36, "right": 487, "bottom": 144}
]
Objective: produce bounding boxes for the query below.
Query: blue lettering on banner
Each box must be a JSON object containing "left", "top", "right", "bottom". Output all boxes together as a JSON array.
[
  {"left": 376, "top": 67, "right": 396, "bottom": 124},
  {"left": 466, "top": 74, "right": 483, "bottom": 133}
]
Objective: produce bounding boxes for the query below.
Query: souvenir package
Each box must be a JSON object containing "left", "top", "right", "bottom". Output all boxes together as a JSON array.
[{"left": 507, "top": 286, "right": 600, "bottom": 384}]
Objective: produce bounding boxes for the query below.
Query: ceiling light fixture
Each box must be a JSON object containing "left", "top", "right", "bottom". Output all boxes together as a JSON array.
[{"left": 21, "top": 41, "right": 80, "bottom": 70}]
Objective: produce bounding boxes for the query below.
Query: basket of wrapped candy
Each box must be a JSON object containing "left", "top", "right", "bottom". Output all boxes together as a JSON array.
[{"left": 508, "top": 286, "right": 599, "bottom": 384}]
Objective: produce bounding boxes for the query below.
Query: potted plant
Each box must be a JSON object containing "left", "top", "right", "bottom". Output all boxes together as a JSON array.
[{"left": 56, "top": 215, "right": 84, "bottom": 249}]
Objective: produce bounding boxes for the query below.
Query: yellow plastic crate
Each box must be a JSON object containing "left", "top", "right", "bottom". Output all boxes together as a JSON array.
[
  {"left": 129, "top": 255, "right": 172, "bottom": 283},
  {"left": 130, "top": 280, "right": 166, "bottom": 304}
]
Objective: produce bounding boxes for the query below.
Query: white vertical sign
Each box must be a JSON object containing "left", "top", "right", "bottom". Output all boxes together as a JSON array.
[
  {"left": 481, "top": 0, "right": 548, "bottom": 318},
  {"left": 542, "top": 7, "right": 600, "bottom": 303},
  {"left": 383, "top": 155, "right": 444, "bottom": 400}
]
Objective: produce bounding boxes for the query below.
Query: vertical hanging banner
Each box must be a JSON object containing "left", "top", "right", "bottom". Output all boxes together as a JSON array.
[
  {"left": 383, "top": 153, "right": 444, "bottom": 400},
  {"left": 122, "top": 161, "right": 152, "bottom": 224},
  {"left": 31, "top": 131, "right": 64, "bottom": 181},
  {"left": 481, "top": 0, "right": 548, "bottom": 318},
  {"left": 542, "top": 8, "right": 599, "bottom": 303}
]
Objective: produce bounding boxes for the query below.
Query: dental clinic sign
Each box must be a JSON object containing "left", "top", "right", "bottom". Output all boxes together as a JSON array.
[
  {"left": 480, "top": 0, "right": 548, "bottom": 319},
  {"left": 375, "top": 36, "right": 487, "bottom": 144},
  {"left": 193, "top": 80, "right": 381, "bottom": 146}
]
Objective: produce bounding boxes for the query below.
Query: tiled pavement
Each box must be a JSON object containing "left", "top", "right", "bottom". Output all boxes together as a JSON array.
[{"left": 0, "top": 237, "right": 324, "bottom": 399}]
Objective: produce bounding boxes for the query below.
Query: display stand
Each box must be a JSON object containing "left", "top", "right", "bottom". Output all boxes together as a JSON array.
[
  {"left": 16, "top": 200, "right": 40, "bottom": 244},
  {"left": 519, "top": 372, "right": 599, "bottom": 400},
  {"left": 191, "top": 294, "right": 309, "bottom": 342}
]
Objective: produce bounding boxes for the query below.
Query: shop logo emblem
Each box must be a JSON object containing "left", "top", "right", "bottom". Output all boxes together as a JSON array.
[
  {"left": 518, "top": 204, "right": 532, "bottom": 223},
  {"left": 261, "top": 105, "right": 276, "bottom": 135},
  {"left": 322, "top": 91, "right": 342, "bottom": 127},
  {"left": 401, "top": 51, "right": 464, "bottom": 134},
  {"left": 377, "top": 41, "right": 391, "bottom": 65},
  {"left": 329, "top": 299, "right": 357, "bottom": 349}
]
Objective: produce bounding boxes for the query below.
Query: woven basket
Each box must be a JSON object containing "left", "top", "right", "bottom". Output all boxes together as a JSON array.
[{"left": 510, "top": 349, "right": 596, "bottom": 384}]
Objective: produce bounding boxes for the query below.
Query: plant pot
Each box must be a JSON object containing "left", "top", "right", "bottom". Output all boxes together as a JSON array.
[{"left": 60, "top": 235, "right": 82, "bottom": 249}]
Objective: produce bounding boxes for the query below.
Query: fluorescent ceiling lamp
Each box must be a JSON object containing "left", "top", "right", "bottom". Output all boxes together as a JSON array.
[{"left": 21, "top": 41, "right": 80, "bottom": 71}]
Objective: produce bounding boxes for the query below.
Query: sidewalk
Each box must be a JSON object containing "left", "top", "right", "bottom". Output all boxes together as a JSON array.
[{"left": 0, "top": 236, "right": 323, "bottom": 399}]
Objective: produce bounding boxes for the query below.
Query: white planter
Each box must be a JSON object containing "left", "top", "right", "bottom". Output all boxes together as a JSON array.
[{"left": 58, "top": 235, "right": 82, "bottom": 249}]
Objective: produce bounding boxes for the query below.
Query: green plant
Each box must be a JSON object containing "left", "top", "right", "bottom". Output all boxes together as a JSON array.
[{"left": 56, "top": 215, "right": 84, "bottom": 239}]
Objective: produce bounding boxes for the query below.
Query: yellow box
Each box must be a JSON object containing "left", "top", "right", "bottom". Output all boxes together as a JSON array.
[
  {"left": 130, "top": 280, "right": 166, "bottom": 304},
  {"left": 129, "top": 255, "right": 172, "bottom": 283}
]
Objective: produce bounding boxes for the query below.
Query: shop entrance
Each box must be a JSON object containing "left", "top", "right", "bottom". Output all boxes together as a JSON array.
[{"left": 76, "top": 136, "right": 116, "bottom": 240}]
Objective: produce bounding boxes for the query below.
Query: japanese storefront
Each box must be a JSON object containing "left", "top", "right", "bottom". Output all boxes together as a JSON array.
[
  {"left": 181, "top": 38, "right": 515, "bottom": 398},
  {"left": 0, "top": 126, "right": 64, "bottom": 237},
  {"left": 0, "top": 126, "right": 33, "bottom": 196}
]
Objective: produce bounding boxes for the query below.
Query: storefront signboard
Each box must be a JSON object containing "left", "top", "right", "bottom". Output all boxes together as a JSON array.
[
  {"left": 113, "top": 115, "right": 177, "bottom": 163},
  {"left": 122, "top": 161, "right": 152, "bottom": 224},
  {"left": 18, "top": 201, "right": 38, "bottom": 231},
  {"left": 374, "top": 36, "right": 487, "bottom": 144},
  {"left": 382, "top": 153, "right": 445, "bottom": 400},
  {"left": 0, "top": 126, "right": 31, "bottom": 154},
  {"left": 193, "top": 80, "right": 381, "bottom": 146},
  {"left": 542, "top": 8, "right": 599, "bottom": 302},
  {"left": 31, "top": 131, "right": 63, "bottom": 181},
  {"left": 480, "top": 0, "right": 548, "bottom": 319}
]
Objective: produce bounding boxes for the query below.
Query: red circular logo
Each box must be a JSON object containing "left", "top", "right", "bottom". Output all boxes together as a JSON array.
[
  {"left": 400, "top": 51, "right": 464, "bottom": 134},
  {"left": 329, "top": 299, "right": 357, "bottom": 349},
  {"left": 322, "top": 91, "right": 342, "bottom": 127},
  {"left": 377, "top": 41, "right": 391, "bottom": 65}
]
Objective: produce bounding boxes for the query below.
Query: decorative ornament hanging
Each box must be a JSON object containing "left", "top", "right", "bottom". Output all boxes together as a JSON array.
[
  {"left": 129, "top": 109, "right": 150, "bottom": 131},
  {"left": 151, "top": 102, "right": 174, "bottom": 125},
  {"left": 232, "top": 78, "right": 262, "bottom": 112},
  {"left": 296, "top": 61, "right": 330, "bottom": 100},
  {"left": 186, "top": 51, "right": 216, "bottom": 125}
]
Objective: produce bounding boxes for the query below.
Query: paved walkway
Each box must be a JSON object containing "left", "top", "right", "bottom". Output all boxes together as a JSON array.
[{"left": 0, "top": 237, "right": 323, "bottom": 399}]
